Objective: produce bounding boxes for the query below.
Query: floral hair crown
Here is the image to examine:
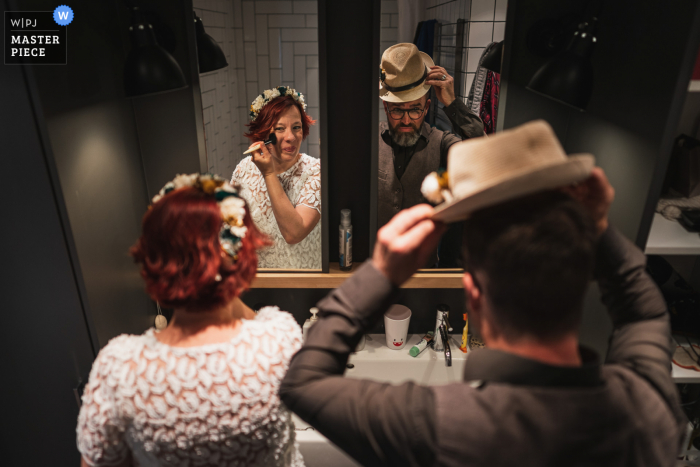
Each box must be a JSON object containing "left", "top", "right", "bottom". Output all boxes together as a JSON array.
[
  {"left": 152, "top": 173, "right": 248, "bottom": 260},
  {"left": 249, "top": 85, "right": 307, "bottom": 122}
]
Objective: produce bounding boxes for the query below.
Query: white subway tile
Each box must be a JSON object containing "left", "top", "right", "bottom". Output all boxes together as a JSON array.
[
  {"left": 242, "top": 2, "right": 255, "bottom": 41},
  {"left": 202, "top": 89, "right": 215, "bottom": 108},
  {"left": 294, "top": 55, "right": 306, "bottom": 92},
  {"left": 381, "top": 27, "right": 398, "bottom": 42},
  {"left": 255, "top": 1, "right": 293, "bottom": 13},
  {"left": 306, "top": 14, "right": 317, "bottom": 28},
  {"left": 237, "top": 68, "right": 247, "bottom": 104},
  {"left": 307, "top": 144, "right": 319, "bottom": 159},
  {"left": 294, "top": 42, "right": 317, "bottom": 55},
  {"left": 467, "top": 48, "right": 485, "bottom": 72},
  {"left": 257, "top": 56, "right": 270, "bottom": 90},
  {"left": 300, "top": 139, "right": 308, "bottom": 155},
  {"left": 308, "top": 107, "right": 320, "bottom": 141},
  {"left": 269, "top": 28, "right": 281, "bottom": 67},
  {"left": 202, "top": 10, "right": 216, "bottom": 27},
  {"left": 234, "top": 29, "right": 245, "bottom": 68},
  {"left": 244, "top": 42, "right": 258, "bottom": 81},
  {"left": 381, "top": 14, "right": 390, "bottom": 25},
  {"left": 270, "top": 68, "right": 282, "bottom": 86},
  {"left": 495, "top": 0, "right": 508, "bottom": 21},
  {"left": 246, "top": 81, "right": 260, "bottom": 104},
  {"left": 306, "top": 67, "right": 319, "bottom": 107},
  {"left": 281, "top": 28, "right": 317, "bottom": 41},
  {"left": 293, "top": 1, "right": 317, "bottom": 13},
  {"left": 282, "top": 42, "right": 294, "bottom": 81},
  {"left": 306, "top": 55, "right": 318, "bottom": 68},
  {"left": 470, "top": 0, "right": 495, "bottom": 21},
  {"left": 233, "top": 0, "right": 243, "bottom": 28},
  {"left": 468, "top": 22, "right": 493, "bottom": 47},
  {"left": 381, "top": 0, "right": 398, "bottom": 14},
  {"left": 216, "top": 11, "right": 226, "bottom": 28},
  {"left": 268, "top": 14, "right": 305, "bottom": 28},
  {"left": 492, "top": 22, "right": 505, "bottom": 42},
  {"left": 391, "top": 14, "right": 399, "bottom": 28},
  {"left": 256, "top": 15, "right": 268, "bottom": 51}
]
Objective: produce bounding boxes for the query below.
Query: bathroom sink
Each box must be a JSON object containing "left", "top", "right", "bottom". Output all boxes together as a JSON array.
[{"left": 293, "top": 333, "right": 467, "bottom": 467}]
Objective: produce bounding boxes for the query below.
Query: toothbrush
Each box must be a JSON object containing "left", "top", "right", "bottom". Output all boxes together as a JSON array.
[{"left": 243, "top": 133, "right": 277, "bottom": 154}]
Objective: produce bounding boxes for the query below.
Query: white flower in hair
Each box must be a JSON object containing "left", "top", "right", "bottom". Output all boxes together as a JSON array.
[
  {"left": 421, "top": 171, "right": 452, "bottom": 204},
  {"left": 172, "top": 173, "right": 199, "bottom": 190},
  {"left": 220, "top": 196, "right": 246, "bottom": 221},
  {"left": 229, "top": 225, "right": 248, "bottom": 238}
]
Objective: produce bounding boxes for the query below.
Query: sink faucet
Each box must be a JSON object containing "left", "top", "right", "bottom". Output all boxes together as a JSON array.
[{"left": 434, "top": 304, "right": 453, "bottom": 366}]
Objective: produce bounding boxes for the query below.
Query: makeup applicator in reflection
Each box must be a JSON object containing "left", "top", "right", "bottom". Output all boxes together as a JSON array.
[{"left": 243, "top": 133, "right": 277, "bottom": 154}]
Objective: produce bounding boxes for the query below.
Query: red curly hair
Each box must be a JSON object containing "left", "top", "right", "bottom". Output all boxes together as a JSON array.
[
  {"left": 244, "top": 95, "right": 316, "bottom": 143},
  {"left": 130, "top": 187, "right": 270, "bottom": 311}
]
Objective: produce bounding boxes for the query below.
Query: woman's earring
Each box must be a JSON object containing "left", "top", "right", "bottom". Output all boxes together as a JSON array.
[
  {"left": 155, "top": 302, "right": 168, "bottom": 330},
  {"left": 215, "top": 273, "right": 222, "bottom": 282}
]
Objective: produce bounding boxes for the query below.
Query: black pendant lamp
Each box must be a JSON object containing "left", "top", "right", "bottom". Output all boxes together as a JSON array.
[
  {"left": 194, "top": 12, "right": 228, "bottom": 73},
  {"left": 481, "top": 41, "right": 504, "bottom": 74},
  {"left": 124, "top": 7, "right": 187, "bottom": 98},
  {"left": 526, "top": 17, "right": 597, "bottom": 111}
]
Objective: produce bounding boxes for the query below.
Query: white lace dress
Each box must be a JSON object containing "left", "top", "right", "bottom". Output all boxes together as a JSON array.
[
  {"left": 231, "top": 154, "right": 321, "bottom": 269},
  {"left": 76, "top": 307, "right": 304, "bottom": 467}
]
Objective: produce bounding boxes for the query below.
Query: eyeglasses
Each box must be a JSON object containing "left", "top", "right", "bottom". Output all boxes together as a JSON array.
[{"left": 387, "top": 107, "right": 426, "bottom": 120}]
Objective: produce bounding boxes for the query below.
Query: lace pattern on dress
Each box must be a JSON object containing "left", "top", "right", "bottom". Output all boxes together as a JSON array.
[
  {"left": 232, "top": 154, "right": 321, "bottom": 269},
  {"left": 76, "top": 308, "right": 304, "bottom": 467}
]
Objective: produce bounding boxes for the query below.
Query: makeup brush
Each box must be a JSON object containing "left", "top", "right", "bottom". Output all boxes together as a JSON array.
[{"left": 243, "top": 133, "right": 277, "bottom": 154}]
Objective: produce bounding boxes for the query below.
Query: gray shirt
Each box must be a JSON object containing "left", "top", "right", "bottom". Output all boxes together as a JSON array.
[{"left": 280, "top": 227, "right": 686, "bottom": 467}]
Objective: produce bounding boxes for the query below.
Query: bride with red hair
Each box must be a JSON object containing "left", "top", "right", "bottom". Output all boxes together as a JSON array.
[{"left": 232, "top": 87, "right": 320, "bottom": 269}]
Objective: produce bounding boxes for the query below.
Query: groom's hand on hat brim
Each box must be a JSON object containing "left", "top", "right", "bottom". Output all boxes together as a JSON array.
[
  {"left": 561, "top": 167, "right": 615, "bottom": 236},
  {"left": 373, "top": 205, "right": 447, "bottom": 286},
  {"left": 425, "top": 66, "right": 456, "bottom": 107}
]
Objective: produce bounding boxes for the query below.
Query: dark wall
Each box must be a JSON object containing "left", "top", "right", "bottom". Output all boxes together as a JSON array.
[
  {"left": 0, "top": 56, "right": 95, "bottom": 467},
  {"left": 499, "top": 0, "right": 700, "bottom": 353},
  {"left": 15, "top": 0, "right": 205, "bottom": 347}
]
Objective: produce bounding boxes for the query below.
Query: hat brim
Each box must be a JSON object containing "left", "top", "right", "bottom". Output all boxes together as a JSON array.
[
  {"left": 380, "top": 52, "right": 435, "bottom": 103},
  {"left": 432, "top": 154, "right": 596, "bottom": 223}
]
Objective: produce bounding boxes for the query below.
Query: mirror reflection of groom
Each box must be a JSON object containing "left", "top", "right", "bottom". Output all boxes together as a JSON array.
[{"left": 378, "top": 43, "right": 484, "bottom": 268}]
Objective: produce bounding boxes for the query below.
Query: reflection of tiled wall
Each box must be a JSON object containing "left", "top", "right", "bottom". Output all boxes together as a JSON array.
[
  {"left": 424, "top": 0, "right": 507, "bottom": 105},
  {"left": 194, "top": 0, "right": 320, "bottom": 180},
  {"left": 378, "top": 0, "right": 398, "bottom": 123}
]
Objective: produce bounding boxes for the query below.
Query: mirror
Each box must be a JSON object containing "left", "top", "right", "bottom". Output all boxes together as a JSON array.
[
  {"left": 376, "top": 0, "right": 506, "bottom": 269},
  {"left": 194, "top": 0, "right": 322, "bottom": 271}
]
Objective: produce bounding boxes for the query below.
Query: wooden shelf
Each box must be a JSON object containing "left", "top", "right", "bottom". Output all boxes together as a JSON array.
[
  {"left": 645, "top": 213, "right": 700, "bottom": 255},
  {"left": 250, "top": 262, "right": 464, "bottom": 288}
]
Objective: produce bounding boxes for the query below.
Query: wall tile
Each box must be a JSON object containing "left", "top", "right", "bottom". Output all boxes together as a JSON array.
[
  {"left": 270, "top": 68, "right": 282, "bottom": 86},
  {"left": 381, "top": 28, "right": 398, "bottom": 42},
  {"left": 470, "top": 0, "right": 495, "bottom": 21},
  {"left": 233, "top": 0, "right": 243, "bottom": 28},
  {"left": 257, "top": 56, "right": 271, "bottom": 89},
  {"left": 381, "top": 13, "right": 390, "bottom": 25},
  {"left": 246, "top": 81, "right": 260, "bottom": 104},
  {"left": 234, "top": 29, "right": 245, "bottom": 68},
  {"left": 202, "top": 89, "right": 215, "bottom": 108},
  {"left": 495, "top": 0, "right": 508, "bottom": 21},
  {"left": 242, "top": 2, "right": 255, "bottom": 41},
  {"left": 381, "top": 0, "right": 398, "bottom": 13},
  {"left": 391, "top": 14, "right": 399, "bottom": 28},
  {"left": 306, "top": 14, "right": 317, "bottom": 28},
  {"left": 244, "top": 42, "right": 258, "bottom": 80},
  {"left": 294, "top": 55, "right": 306, "bottom": 92},
  {"left": 255, "top": 1, "right": 293, "bottom": 14},
  {"left": 293, "top": 1, "right": 317, "bottom": 14},
  {"left": 306, "top": 67, "right": 319, "bottom": 107},
  {"left": 282, "top": 42, "right": 294, "bottom": 81},
  {"left": 307, "top": 144, "right": 320, "bottom": 159},
  {"left": 237, "top": 68, "right": 247, "bottom": 105},
  {"left": 468, "top": 22, "right": 493, "bottom": 47},
  {"left": 467, "top": 47, "right": 484, "bottom": 72},
  {"left": 492, "top": 22, "right": 505, "bottom": 42},
  {"left": 308, "top": 107, "right": 320, "bottom": 142},
  {"left": 269, "top": 28, "right": 281, "bottom": 67},
  {"left": 281, "top": 28, "right": 317, "bottom": 41},
  {"left": 256, "top": 15, "right": 268, "bottom": 52},
  {"left": 294, "top": 42, "right": 317, "bottom": 55},
  {"left": 268, "top": 14, "right": 306, "bottom": 28},
  {"left": 306, "top": 55, "right": 318, "bottom": 68}
]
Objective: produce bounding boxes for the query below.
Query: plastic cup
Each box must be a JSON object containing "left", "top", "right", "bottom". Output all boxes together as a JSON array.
[{"left": 384, "top": 305, "right": 411, "bottom": 350}]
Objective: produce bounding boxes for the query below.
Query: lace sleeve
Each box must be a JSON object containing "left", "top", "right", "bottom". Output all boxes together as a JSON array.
[
  {"left": 76, "top": 343, "right": 129, "bottom": 466},
  {"left": 256, "top": 307, "right": 303, "bottom": 374},
  {"left": 296, "top": 160, "right": 321, "bottom": 214}
]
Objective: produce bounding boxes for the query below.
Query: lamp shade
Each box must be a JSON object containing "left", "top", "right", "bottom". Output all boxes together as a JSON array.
[
  {"left": 526, "top": 18, "right": 597, "bottom": 111},
  {"left": 481, "top": 41, "right": 503, "bottom": 73},
  {"left": 194, "top": 13, "right": 228, "bottom": 73},
  {"left": 124, "top": 10, "right": 187, "bottom": 98}
]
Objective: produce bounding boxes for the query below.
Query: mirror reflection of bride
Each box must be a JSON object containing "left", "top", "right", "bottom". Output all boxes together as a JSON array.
[{"left": 231, "top": 87, "right": 321, "bottom": 270}]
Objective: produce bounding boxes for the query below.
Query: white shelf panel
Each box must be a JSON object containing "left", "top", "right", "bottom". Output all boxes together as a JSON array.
[
  {"left": 690, "top": 80, "right": 700, "bottom": 92},
  {"left": 645, "top": 213, "right": 700, "bottom": 255},
  {"left": 673, "top": 363, "right": 700, "bottom": 383}
]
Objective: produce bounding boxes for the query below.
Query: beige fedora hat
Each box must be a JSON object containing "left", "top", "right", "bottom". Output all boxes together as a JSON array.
[
  {"left": 379, "top": 43, "right": 435, "bottom": 103},
  {"left": 431, "top": 120, "right": 595, "bottom": 223}
]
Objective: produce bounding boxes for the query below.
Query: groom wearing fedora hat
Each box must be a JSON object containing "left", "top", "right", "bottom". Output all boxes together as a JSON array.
[
  {"left": 282, "top": 120, "right": 684, "bottom": 466},
  {"left": 378, "top": 43, "right": 484, "bottom": 267}
]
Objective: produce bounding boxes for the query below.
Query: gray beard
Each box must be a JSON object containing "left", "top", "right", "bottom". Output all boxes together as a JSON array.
[{"left": 390, "top": 127, "right": 421, "bottom": 147}]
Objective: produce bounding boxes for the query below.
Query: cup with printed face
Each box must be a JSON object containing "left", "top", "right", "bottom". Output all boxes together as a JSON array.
[{"left": 384, "top": 305, "right": 412, "bottom": 350}]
